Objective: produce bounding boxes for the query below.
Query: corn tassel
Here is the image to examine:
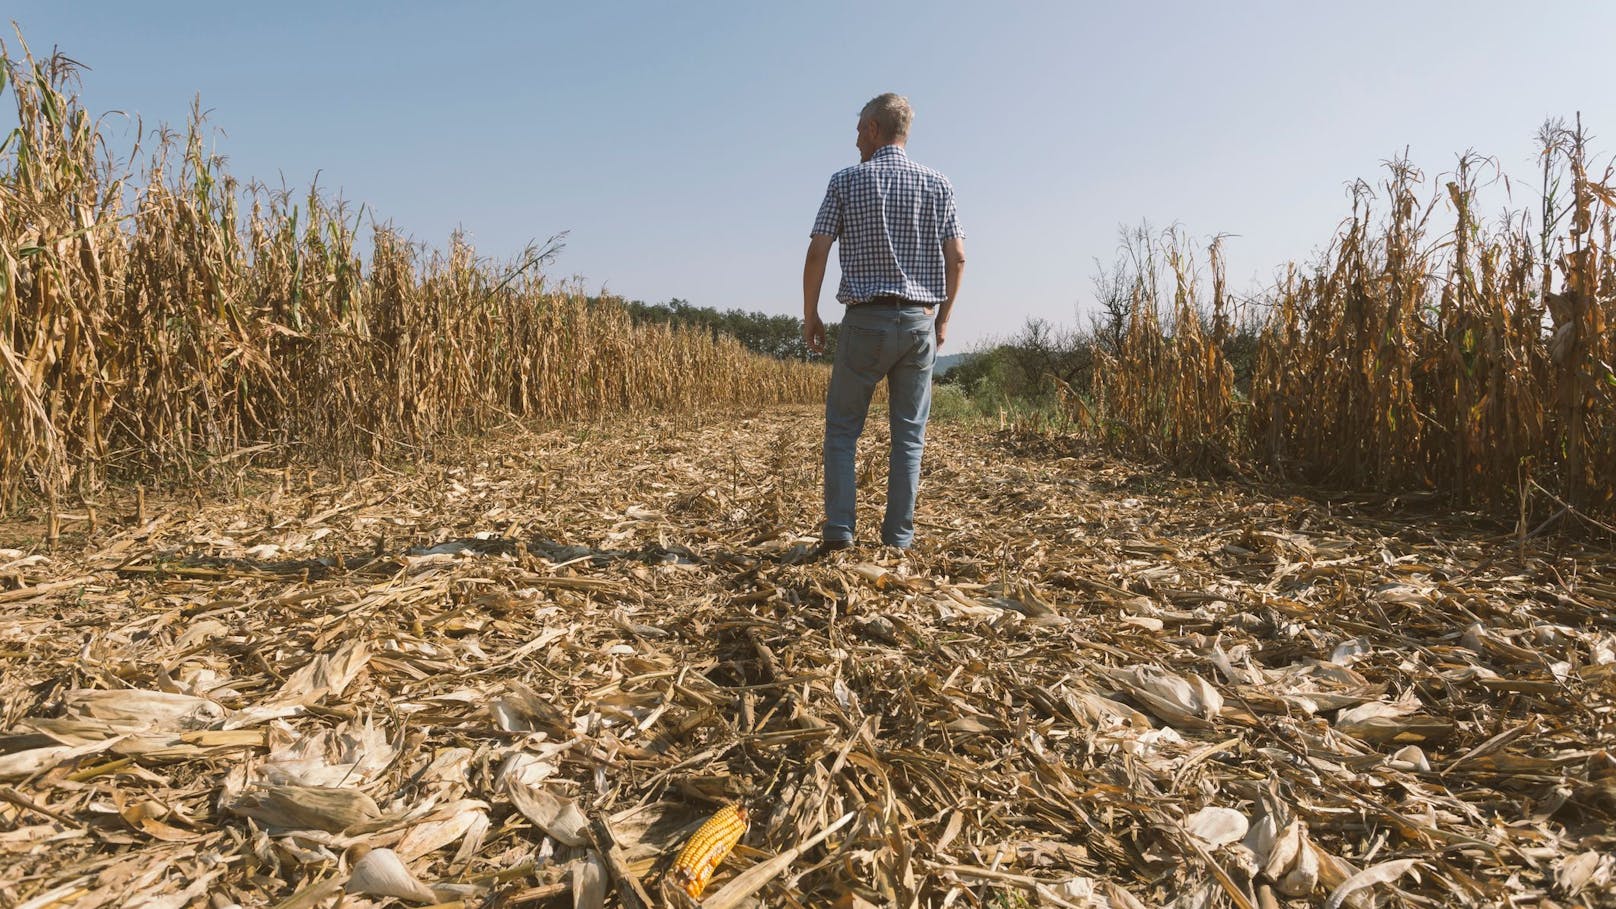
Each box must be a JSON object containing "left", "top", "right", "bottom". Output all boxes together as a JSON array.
[{"left": 672, "top": 803, "right": 748, "bottom": 898}]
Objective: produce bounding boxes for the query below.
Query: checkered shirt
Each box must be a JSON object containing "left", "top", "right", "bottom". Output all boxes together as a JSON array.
[{"left": 811, "top": 145, "right": 963, "bottom": 306}]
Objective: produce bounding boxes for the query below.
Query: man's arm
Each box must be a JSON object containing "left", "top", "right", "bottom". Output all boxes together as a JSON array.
[
  {"left": 802, "top": 234, "right": 835, "bottom": 354},
  {"left": 937, "top": 236, "right": 966, "bottom": 349}
]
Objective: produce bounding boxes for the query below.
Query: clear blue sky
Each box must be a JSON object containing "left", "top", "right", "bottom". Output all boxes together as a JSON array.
[{"left": 7, "top": 2, "right": 1615, "bottom": 347}]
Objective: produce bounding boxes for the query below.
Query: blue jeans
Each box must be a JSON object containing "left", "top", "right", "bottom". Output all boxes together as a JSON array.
[{"left": 823, "top": 303, "right": 936, "bottom": 548}]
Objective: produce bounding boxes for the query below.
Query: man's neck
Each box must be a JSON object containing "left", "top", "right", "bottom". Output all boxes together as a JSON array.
[{"left": 863, "top": 143, "right": 906, "bottom": 162}]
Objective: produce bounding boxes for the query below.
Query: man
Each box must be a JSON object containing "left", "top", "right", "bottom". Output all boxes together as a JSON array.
[{"left": 802, "top": 92, "right": 966, "bottom": 552}]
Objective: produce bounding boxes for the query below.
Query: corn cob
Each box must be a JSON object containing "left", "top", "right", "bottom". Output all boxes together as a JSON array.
[{"left": 672, "top": 803, "right": 749, "bottom": 898}]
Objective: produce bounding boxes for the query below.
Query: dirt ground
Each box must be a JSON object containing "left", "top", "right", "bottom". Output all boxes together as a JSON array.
[{"left": 2, "top": 408, "right": 1613, "bottom": 908}]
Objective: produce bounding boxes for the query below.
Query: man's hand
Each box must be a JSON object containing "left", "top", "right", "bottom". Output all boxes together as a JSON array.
[
  {"left": 802, "top": 235, "right": 835, "bottom": 354},
  {"left": 804, "top": 312, "right": 827, "bottom": 354},
  {"left": 938, "top": 236, "right": 964, "bottom": 353}
]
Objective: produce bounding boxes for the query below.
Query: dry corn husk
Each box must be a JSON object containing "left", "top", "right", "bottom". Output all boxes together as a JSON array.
[
  {"left": 571, "top": 852, "right": 608, "bottom": 909},
  {"left": 393, "top": 799, "right": 489, "bottom": 861},
  {"left": 229, "top": 784, "right": 380, "bottom": 832},
  {"left": 274, "top": 640, "right": 370, "bottom": 706},
  {"left": 347, "top": 847, "right": 436, "bottom": 903},
  {"left": 1262, "top": 821, "right": 1318, "bottom": 897},
  {"left": 1334, "top": 706, "right": 1453, "bottom": 744},
  {"left": 64, "top": 689, "right": 224, "bottom": 730},
  {"left": 1184, "top": 807, "right": 1248, "bottom": 848},
  {"left": 1557, "top": 851, "right": 1612, "bottom": 897},
  {"left": 0, "top": 738, "right": 124, "bottom": 780},
  {"left": 1322, "top": 858, "right": 1420, "bottom": 909},
  {"left": 1103, "top": 665, "right": 1223, "bottom": 727},
  {"left": 1387, "top": 745, "right": 1430, "bottom": 772},
  {"left": 501, "top": 757, "right": 589, "bottom": 847}
]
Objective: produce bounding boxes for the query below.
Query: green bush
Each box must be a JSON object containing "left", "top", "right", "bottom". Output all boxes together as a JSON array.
[{"left": 927, "top": 383, "right": 979, "bottom": 423}]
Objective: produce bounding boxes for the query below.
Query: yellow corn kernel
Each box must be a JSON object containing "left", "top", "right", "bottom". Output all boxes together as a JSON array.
[{"left": 673, "top": 803, "right": 749, "bottom": 898}]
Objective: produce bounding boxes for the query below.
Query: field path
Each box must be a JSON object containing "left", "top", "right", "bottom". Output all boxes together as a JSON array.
[{"left": 2, "top": 408, "right": 1614, "bottom": 907}]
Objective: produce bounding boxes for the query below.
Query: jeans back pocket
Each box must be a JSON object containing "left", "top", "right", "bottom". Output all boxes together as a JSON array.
[{"left": 842, "top": 324, "right": 887, "bottom": 374}]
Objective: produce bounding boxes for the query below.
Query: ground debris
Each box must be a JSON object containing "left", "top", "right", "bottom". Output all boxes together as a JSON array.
[{"left": 2, "top": 409, "right": 1613, "bottom": 907}]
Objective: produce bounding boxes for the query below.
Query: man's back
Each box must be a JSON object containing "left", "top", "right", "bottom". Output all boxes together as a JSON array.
[{"left": 813, "top": 145, "right": 961, "bottom": 307}]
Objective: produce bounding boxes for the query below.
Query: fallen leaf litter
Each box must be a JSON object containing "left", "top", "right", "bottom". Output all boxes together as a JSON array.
[{"left": 1, "top": 408, "right": 1613, "bottom": 908}]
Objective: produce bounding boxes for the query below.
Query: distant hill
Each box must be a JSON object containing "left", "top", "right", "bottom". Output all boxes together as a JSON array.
[{"left": 934, "top": 352, "right": 975, "bottom": 377}]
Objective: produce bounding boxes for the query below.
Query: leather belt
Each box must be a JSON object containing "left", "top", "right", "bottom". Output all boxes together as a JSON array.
[{"left": 855, "top": 294, "right": 932, "bottom": 308}]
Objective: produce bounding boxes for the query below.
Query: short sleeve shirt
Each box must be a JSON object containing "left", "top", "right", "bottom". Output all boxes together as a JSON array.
[{"left": 810, "top": 145, "right": 963, "bottom": 306}]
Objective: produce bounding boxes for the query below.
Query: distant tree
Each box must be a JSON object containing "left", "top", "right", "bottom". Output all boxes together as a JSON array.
[
  {"left": 998, "top": 318, "right": 1096, "bottom": 397},
  {"left": 940, "top": 345, "right": 1003, "bottom": 395},
  {"left": 1089, "top": 256, "right": 1132, "bottom": 356},
  {"left": 609, "top": 296, "right": 837, "bottom": 362},
  {"left": 941, "top": 316, "right": 1096, "bottom": 411}
]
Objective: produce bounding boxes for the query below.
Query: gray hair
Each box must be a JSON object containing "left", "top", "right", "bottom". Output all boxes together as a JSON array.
[{"left": 860, "top": 93, "right": 913, "bottom": 142}]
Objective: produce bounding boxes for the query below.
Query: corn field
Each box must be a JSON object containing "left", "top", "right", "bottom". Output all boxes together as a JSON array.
[
  {"left": 0, "top": 41, "right": 826, "bottom": 509},
  {"left": 1093, "top": 125, "right": 1616, "bottom": 527}
]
